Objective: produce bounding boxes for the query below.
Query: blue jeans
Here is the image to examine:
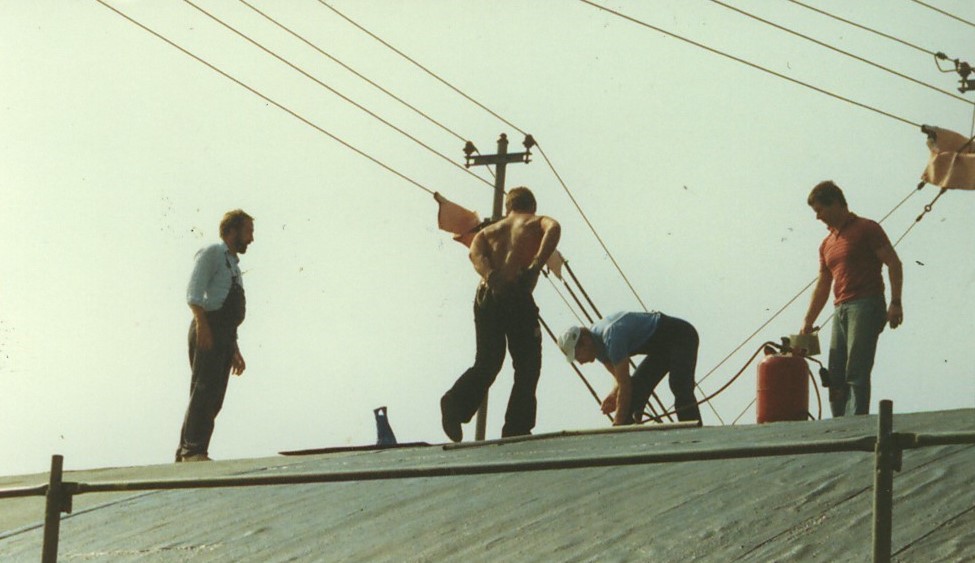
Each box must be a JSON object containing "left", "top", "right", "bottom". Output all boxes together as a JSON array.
[{"left": 828, "top": 295, "right": 887, "bottom": 416}]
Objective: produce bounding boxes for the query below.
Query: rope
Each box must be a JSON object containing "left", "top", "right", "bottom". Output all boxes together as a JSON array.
[
  {"left": 710, "top": 0, "right": 972, "bottom": 105},
  {"left": 579, "top": 0, "right": 922, "bottom": 128},
  {"left": 94, "top": 0, "right": 437, "bottom": 197},
  {"left": 892, "top": 187, "right": 948, "bottom": 247}
]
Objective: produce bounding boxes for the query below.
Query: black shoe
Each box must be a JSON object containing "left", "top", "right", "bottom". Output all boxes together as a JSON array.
[{"left": 440, "top": 395, "right": 463, "bottom": 443}]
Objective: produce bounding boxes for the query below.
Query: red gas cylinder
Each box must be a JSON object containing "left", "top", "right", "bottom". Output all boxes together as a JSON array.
[{"left": 756, "top": 353, "right": 809, "bottom": 423}]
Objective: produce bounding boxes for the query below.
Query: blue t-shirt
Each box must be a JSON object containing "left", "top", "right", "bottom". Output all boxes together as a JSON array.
[{"left": 591, "top": 311, "right": 662, "bottom": 365}]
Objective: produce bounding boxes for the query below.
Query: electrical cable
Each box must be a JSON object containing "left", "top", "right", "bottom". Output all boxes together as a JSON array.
[
  {"left": 710, "top": 0, "right": 973, "bottom": 105},
  {"left": 235, "top": 0, "right": 497, "bottom": 182},
  {"left": 315, "top": 0, "right": 656, "bottom": 318},
  {"left": 317, "top": 0, "right": 525, "bottom": 136},
  {"left": 579, "top": 0, "right": 922, "bottom": 128},
  {"left": 908, "top": 0, "right": 975, "bottom": 29},
  {"left": 181, "top": 0, "right": 494, "bottom": 190},
  {"left": 94, "top": 0, "right": 439, "bottom": 198},
  {"left": 238, "top": 0, "right": 466, "bottom": 144},
  {"left": 787, "top": 0, "right": 938, "bottom": 57}
]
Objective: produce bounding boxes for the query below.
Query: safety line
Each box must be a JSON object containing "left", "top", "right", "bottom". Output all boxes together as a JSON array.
[
  {"left": 545, "top": 274, "right": 587, "bottom": 326},
  {"left": 579, "top": 0, "right": 921, "bottom": 128},
  {"left": 182, "top": 0, "right": 494, "bottom": 190},
  {"left": 787, "top": 0, "right": 938, "bottom": 57},
  {"left": 909, "top": 0, "right": 975, "bottom": 29},
  {"left": 710, "top": 0, "right": 972, "bottom": 105},
  {"left": 317, "top": 0, "right": 525, "bottom": 136},
  {"left": 93, "top": 0, "right": 436, "bottom": 197}
]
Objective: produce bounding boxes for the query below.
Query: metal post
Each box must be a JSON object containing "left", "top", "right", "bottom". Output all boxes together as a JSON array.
[
  {"left": 873, "top": 400, "right": 895, "bottom": 563},
  {"left": 42, "top": 454, "right": 65, "bottom": 563}
]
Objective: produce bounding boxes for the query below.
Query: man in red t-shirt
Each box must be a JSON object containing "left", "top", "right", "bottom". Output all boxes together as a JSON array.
[{"left": 800, "top": 181, "right": 903, "bottom": 416}]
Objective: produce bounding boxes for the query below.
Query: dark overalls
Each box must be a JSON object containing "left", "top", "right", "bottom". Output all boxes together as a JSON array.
[
  {"left": 176, "top": 274, "right": 246, "bottom": 461},
  {"left": 444, "top": 279, "right": 542, "bottom": 437},
  {"left": 627, "top": 314, "right": 702, "bottom": 424}
]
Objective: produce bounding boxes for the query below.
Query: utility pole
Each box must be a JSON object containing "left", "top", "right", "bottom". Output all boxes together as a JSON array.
[{"left": 463, "top": 132, "right": 535, "bottom": 441}]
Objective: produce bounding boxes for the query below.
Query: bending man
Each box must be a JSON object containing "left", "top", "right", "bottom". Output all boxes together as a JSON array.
[{"left": 559, "top": 311, "right": 701, "bottom": 426}]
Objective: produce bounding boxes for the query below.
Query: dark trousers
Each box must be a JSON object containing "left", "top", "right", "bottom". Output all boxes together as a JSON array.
[
  {"left": 629, "top": 315, "right": 701, "bottom": 423},
  {"left": 444, "top": 283, "right": 542, "bottom": 437},
  {"left": 176, "top": 319, "right": 236, "bottom": 460}
]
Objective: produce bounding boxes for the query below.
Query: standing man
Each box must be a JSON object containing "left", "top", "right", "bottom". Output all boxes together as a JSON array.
[
  {"left": 175, "top": 209, "right": 255, "bottom": 462},
  {"left": 801, "top": 181, "right": 903, "bottom": 417},
  {"left": 558, "top": 311, "right": 701, "bottom": 426},
  {"left": 440, "top": 187, "right": 561, "bottom": 442}
]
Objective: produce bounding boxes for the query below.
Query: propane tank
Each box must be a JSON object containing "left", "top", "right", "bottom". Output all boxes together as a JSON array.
[{"left": 756, "top": 349, "right": 809, "bottom": 423}]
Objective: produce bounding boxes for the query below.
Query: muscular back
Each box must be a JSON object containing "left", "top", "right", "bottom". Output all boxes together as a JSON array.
[{"left": 470, "top": 212, "right": 560, "bottom": 289}]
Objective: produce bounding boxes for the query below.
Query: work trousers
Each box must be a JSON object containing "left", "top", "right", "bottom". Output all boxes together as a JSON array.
[
  {"left": 176, "top": 319, "right": 237, "bottom": 460},
  {"left": 828, "top": 295, "right": 886, "bottom": 417},
  {"left": 445, "top": 282, "right": 542, "bottom": 437},
  {"left": 629, "top": 315, "right": 701, "bottom": 423}
]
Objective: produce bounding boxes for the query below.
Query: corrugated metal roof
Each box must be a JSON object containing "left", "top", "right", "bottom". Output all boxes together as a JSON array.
[{"left": 1, "top": 408, "right": 972, "bottom": 561}]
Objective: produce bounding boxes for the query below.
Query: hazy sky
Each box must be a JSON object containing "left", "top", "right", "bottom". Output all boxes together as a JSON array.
[{"left": 2, "top": 0, "right": 974, "bottom": 477}]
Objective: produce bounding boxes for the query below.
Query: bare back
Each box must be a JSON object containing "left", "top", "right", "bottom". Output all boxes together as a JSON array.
[{"left": 470, "top": 212, "right": 560, "bottom": 290}]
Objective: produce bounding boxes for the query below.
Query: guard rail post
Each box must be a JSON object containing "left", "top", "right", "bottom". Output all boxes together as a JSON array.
[
  {"left": 42, "top": 454, "right": 72, "bottom": 563},
  {"left": 873, "top": 400, "right": 898, "bottom": 563}
]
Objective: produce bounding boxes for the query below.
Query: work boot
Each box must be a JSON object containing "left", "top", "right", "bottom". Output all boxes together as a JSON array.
[{"left": 440, "top": 395, "right": 463, "bottom": 443}]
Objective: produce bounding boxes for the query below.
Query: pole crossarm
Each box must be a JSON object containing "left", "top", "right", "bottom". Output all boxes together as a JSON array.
[{"left": 465, "top": 151, "right": 530, "bottom": 167}]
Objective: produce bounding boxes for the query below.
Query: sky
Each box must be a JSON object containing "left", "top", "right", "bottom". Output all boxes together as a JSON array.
[{"left": 1, "top": 0, "right": 973, "bottom": 477}]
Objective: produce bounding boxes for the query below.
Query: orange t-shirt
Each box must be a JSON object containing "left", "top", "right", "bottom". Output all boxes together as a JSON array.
[{"left": 819, "top": 215, "right": 890, "bottom": 305}]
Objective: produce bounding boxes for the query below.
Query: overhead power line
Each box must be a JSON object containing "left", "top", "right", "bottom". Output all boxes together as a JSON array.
[
  {"left": 909, "top": 0, "right": 975, "bottom": 29},
  {"left": 181, "top": 0, "right": 494, "bottom": 190},
  {"left": 94, "top": 0, "right": 436, "bottom": 197},
  {"left": 318, "top": 0, "right": 654, "bottom": 313},
  {"left": 317, "top": 0, "right": 525, "bottom": 137},
  {"left": 579, "top": 0, "right": 922, "bottom": 128},
  {"left": 236, "top": 0, "right": 467, "bottom": 145},
  {"left": 709, "top": 0, "right": 973, "bottom": 105},
  {"left": 787, "top": 0, "right": 937, "bottom": 57}
]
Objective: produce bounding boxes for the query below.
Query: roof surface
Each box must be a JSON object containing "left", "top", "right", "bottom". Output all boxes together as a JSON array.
[{"left": 1, "top": 408, "right": 972, "bottom": 562}]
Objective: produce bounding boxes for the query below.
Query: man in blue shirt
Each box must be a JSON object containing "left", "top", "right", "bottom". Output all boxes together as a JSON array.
[
  {"left": 558, "top": 311, "right": 701, "bottom": 426},
  {"left": 175, "top": 209, "right": 254, "bottom": 462}
]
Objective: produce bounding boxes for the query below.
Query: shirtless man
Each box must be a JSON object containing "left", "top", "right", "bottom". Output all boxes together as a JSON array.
[{"left": 440, "top": 187, "right": 561, "bottom": 442}]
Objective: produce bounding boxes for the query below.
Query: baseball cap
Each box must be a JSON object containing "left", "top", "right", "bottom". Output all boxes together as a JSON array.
[{"left": 558, "top": 326, "right": 582, "bottom": 363}]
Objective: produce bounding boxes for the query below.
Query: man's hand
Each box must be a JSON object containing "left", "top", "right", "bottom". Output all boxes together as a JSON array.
[
  {"left": 888, "top": 302, "right": 903, "bottom": 329},
  {"left": 799, "top": 322, "right": 816, "bottom": 335},
  {"left": 232, "top": 349, "right": 246, "bottom": 376},
  {"left": 600, "top": 392, "right": 617, "bottom": 415},
  {"left": 196, "top": 321, "right": 214, "bottom": 351}
]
